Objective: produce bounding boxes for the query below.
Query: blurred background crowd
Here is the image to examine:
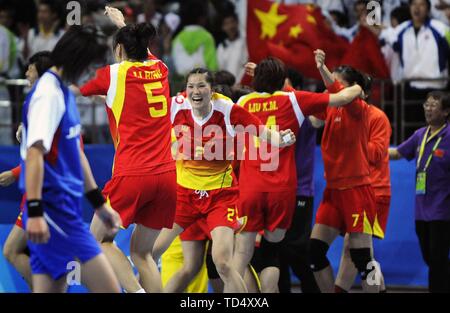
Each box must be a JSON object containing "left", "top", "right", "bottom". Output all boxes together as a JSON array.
[{"left": 0, "top": 0, "right": 449, "bottom": 144}]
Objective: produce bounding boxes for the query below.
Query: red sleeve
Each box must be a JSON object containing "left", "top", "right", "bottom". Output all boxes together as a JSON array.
[
  {"left": 80, "top": 66, "right": 110, "bottom": 96},
  {"left": 10, "top": 165, "right": 21, "bottom": 180},
  {"left": 294, "top": 90, "right": 330, "bottom": 116},
  {"left": 283, "top": 85, "right": 295, "bottom": 92},
  {"left": 368, "top": 108, "right": 391, "bottom": 165},
  {"left": 230, "top": 104, "right": 263, "bottom": 136},
  {"left": 327, "top": 80, "right": 364, "bottom": 118}
]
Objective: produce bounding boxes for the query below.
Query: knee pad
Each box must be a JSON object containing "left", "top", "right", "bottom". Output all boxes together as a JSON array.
[
  {"left": 206, "top": 252, "right": 220, "bottom": 280},
  {"left": 349, "top": 248, "right": 372, "bottom": 280},
  {"left": 258, "top": 237, "right": 281, "bottom": 270},
  {"left": 308, "top": 239, "right": 330, "bottom": 272}
]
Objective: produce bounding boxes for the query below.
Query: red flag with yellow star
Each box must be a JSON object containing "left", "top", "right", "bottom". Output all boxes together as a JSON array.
[{"left": 247, "top": 0, "right": 349, "bottom": 79}]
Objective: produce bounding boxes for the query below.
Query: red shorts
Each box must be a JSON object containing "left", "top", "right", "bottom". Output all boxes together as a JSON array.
[
  {"left": 179, "top": 218, "right": 211, "bottom": 241},
  {"left": 372, "top": 195, "right": 391, "bottom": 239},
  {"left": 315, "top": 185, "right": 376, "bottom": 235},
  {"left": 15, "top": 194, "right": 26, "bottom": 229},
  {"left": 103, "top": 171, "right": 176, "bottom": 230},
  {"left": 175, "top": 185, "right": 240, "bottom": 234},
  {"left": 239, "top": 190, "right": 296, "bottom": 232}
]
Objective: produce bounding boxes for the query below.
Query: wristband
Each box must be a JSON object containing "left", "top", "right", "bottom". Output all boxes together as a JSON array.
[
  {"left": 85, "top": 188, "right": 106, "bottom": 209},
  {"left": 27, "top": 199, "right": 44, "bottom": 217},
  {"left": 282, "top": 133, "right": 292, "bottom": 145}
]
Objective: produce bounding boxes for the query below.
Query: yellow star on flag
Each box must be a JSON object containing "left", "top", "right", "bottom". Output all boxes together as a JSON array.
[
  {"left": 254, "top": 3, "right": 288, "bottom": 39},
  {"left": 307, "top": 15, "right": 317, "bottom": 25},
  {"left": 289, "top": 24, "right": 303, "bottom": 38}
]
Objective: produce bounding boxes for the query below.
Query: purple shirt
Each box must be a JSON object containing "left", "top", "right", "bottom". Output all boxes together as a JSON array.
[
  {"left": 295, "top": 118, "right": 316, "bottom": 197},
  {"left": 397, "top": 123, "right": 450, "bottom": 221}
]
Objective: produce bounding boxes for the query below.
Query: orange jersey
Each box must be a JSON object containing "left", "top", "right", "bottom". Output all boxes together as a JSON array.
[
  {"left": 316, "top": 81, "right": 371, "bottom": 189},
  {"left": 237, "top": 90, "right": 329, "bottom": 192},
  {"left": 171, "top": 93, "right": 262, "bottom": 191},
  {"left": 367, "top": 105, "right": 391, "bottom": 196},
  {"left": 80, "top": 56, "right": 174, "bottom": 176}
]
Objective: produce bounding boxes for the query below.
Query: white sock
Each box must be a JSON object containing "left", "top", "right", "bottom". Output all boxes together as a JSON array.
[{"left": 134, "top": 288, "right": 146, "bottom": 293}]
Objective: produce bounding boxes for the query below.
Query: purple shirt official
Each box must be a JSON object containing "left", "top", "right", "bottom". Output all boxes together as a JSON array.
[
  {"left": 397, "top": 123, "right": 450, "bottom": 221},
  {"left": 295, "top": 118, "right": 316, "bottom": 197}
]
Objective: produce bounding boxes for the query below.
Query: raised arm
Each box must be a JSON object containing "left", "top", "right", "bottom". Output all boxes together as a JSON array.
[
  {"left": 104, "top": 6, "right": 126, "bottom": 29},
  {"left": 314, "top": 49, "right": 334, "bottom": 87},
  {"left": 328, "top": 85, "right": 363, "bottom": 107}
]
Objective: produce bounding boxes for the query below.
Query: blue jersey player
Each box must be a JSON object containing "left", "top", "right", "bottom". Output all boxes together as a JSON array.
[{"left": 19, "top": 26, "right": 122, "bottom": 293}]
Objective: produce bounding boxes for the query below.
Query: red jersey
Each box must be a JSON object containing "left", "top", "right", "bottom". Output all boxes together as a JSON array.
[
  {"left": 316, "top": 81, "right": 371, "bottom": 189},
  {"left": 237, "top": 90, "right": 330, "bottom": 192},
  {"left": 367, "top": 105, "right": 391, "bottom": 196},
  {"left": 171, "top": 93, "right": 262, "bottom": 191},
  {"left": 80, "top": 55, "right": 174, "bottom": 176}
]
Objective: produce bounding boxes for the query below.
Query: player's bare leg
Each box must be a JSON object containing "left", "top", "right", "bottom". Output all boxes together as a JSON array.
[
  {"left": 130, "top": 224, "right": 163, "bottom": 293},
  {"left": 81, "top": 253, "right": 121, "bottom": 293},
  {"left": 336, "top": 233, "right": 386, "bottom": 292},
  {"left": 348, "top": 232, "right": 381, "bottom": 293},
  {"left": 90, "top": 214, "right": 142, "bottom": 292},
  {"left": 335, "top": 234, "right": 356, "bottom": 292},
  {"left": 211, "top": 226, "right": 248, "bottom": 293},
  {"left": 309, "top": 224, "right": 340, "bottom": 293},
  {"left": 3, "top": 225, "right": 32, "bottom": 288},
  {"left": 259, "top": 266, "right": 280, "bottom": 292},
  {"left": 243, "top": 266, "right": 260, "bottom": 293},
  {"left": 152, "top": 223, "right": 184, "bottom": 262},
  {"left": 232, "top": 231, "right": 257, "bottom": 277},
  {"left": 264, "top": 228, "right": 286, "bottom": 243},
  {"left": 163, "top": 240, "right": 206, "bottom": 292},
  {"left": 32, "top": 274, "right": 67, "bottom": 293}
]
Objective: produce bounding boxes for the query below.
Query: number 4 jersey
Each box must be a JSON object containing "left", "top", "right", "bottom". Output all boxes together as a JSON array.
[
  {"left": 80, "top": 56, "right": 175, "bottom": 176},
  {"left": 237, "top": 89, "right": 330, "bottom": 193}
]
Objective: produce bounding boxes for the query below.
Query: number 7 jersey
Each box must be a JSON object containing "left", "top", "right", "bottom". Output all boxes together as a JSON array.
[{"left": 80, "top": 56, "right": 175, "bottom": 176}]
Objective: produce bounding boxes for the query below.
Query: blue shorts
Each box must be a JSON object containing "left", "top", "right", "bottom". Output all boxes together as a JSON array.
[{"left": 23, "top": 190, "right": 102, "bottom": 280}]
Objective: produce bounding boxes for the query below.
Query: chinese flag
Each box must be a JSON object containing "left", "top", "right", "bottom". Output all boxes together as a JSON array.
[
  {"left": 341, "top": 26, "right": 390, "bottom": 79},
  {"left": 247, "top": 0, "right": 349, "bottom": 80}
]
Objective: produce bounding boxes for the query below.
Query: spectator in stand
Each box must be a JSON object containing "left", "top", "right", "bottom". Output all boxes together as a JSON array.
[
  {"left": 171, "top": 0, "right": 218, "bottom": 77},
  {"left": 380, "top": 5, "right": 411, "bottom": 84},
  {"left": 217, "top": 9, "right": 248, "bottom": 82},
  {"left": 383, "top": 0, "right": 450, "bottom": 96},
  {"left": 24, "top": 0, "right": 65, "bottom": 61}
]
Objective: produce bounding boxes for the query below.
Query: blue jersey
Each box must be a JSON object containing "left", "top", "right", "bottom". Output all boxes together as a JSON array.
[{"left": 19, "top": 71, "right": 84, "bottom": 199}]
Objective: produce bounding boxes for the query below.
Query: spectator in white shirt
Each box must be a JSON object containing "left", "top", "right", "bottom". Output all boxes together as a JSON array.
[{"left": 217, "top": 11, "right": 248, "bottom": 82}]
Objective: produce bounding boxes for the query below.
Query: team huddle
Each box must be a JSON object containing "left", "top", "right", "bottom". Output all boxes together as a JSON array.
[{"left": 2, "top": 7, "right": 391, "bottom": 293}]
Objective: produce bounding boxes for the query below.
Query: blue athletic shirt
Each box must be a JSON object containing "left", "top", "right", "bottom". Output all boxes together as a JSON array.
[{"left": 19, "top": 70, "right": 84, "bottom": 198}]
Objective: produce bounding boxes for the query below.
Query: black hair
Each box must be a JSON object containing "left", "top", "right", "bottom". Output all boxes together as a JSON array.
[
  {"left": 179, "top": 0, "right": 208, "bottom": 26},
  {"left": 113, "top": 23, "right": 156, "bottom": 61},
  {"left": 391, "top": 5, "right": 412, "bottom": 24},
  {"left": 286, "top": 68, "right": 304, "bottom": 89},
  {"left": 333, "top": 65, "right": 367, "bottom": 90},
  {"left": 231, "top": 85, "right": 253, "bottom": 103},
  {"left": 253, "top": 57, "right": 286, "bottom": 94},
  {"left": 329, "top": 10, "right": 348, "bottom": 28},
  {"left": 51, "top": 25, "right": 108, "bottom": 83},
  {"left": 186, "top": 68, "right": 215, "bottom": 87},
  {"left": 426, "top": 91, "right": 450, "bottom": 118},
  {"left": 213, "top": 84, "right": 233, "bottom": 98},
  {"left": 29, "top": 51, "right": 53, "bottom": 77},
  {"left": 361, "top": 73, "right": 373, "bottom": 100},
  {"left": 214, "top": 70, "right": 236, "bottom": 87},
  {"left": 408, "top": 0, "right": 431, "bottom": 11},
  {"left": 38, "top": 0, "right": 62, "bottom": 15}
]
